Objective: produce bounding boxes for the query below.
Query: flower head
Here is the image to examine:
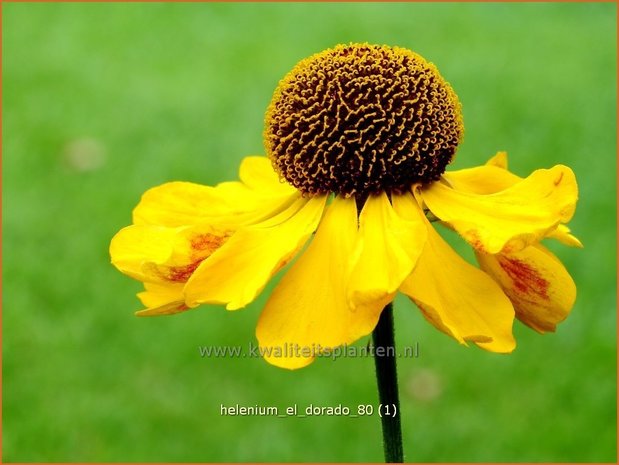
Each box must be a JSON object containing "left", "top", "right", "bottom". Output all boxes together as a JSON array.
[
  {"left": 110, "top": 43, "right": 580, "bottom": 369},
  {"left": 265, "top": 44, "right": 463, "bottom": 197}
]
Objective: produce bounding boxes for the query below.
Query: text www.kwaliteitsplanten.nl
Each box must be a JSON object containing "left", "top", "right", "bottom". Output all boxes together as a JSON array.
[{"left": 198, "top": 342, "right": 419, "bottom": 360}]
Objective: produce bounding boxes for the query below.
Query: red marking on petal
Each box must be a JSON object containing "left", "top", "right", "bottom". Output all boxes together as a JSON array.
[
  {"left": 554, "top": 172, "right": 564, "bottom": 186},
  {"left": 164, "top": 231, "right": 233, "bottom": 284},
  {"left": 167, "top": 261, "right": 202, "bottom": 283},
  {"left": 466, "top": 231, "right": 485, "bottom": 253},
  {"left": 499, "top": 256, "right": 549, "bottom": 300},
  {"left": 191, "top": 232, "right": 229, "bottom": 254}
]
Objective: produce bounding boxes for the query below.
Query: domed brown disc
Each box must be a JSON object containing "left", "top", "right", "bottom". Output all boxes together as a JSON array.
[{"left": 264, "top": 43, "right": 464, "bottom": 198}]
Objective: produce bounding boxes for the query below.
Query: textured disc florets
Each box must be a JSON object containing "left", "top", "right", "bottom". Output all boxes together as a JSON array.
[{"left": 264, "top": 43, "right": 464, "bottom": 197}]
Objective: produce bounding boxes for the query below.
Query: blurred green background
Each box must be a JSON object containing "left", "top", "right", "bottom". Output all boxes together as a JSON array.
[{"left": 2, "top": 2, "right": 616, "bottom": 462}]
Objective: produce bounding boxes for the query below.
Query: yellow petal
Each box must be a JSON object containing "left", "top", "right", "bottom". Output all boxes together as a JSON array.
[
  {"left": 239, "top": 156, "right": 295, "bottom": 195},
  {"left": 486, "top": 151, "right": 508, "bottom": 169},
  {"left": 256, "top": 196, "right": 384, "bottom": 369},
  {"left": 133, "top": 180, "right": 297, "bottom": 228},
  {"left": 547, "top": 224, "right": 584, "bottom": 248},
  {"left": 132, "top": 156, "right": 297, "bottom": 228},
  {"left": 184, "top": 196, "right": 328, "bottom": 310},
  {"left": 443, "top": 164, "right": 521, "bottom": 195},
  {"left": 348, "top": 192, "right": 427, "bottom": 308},
  {"left": 110, "top": 223, "right": 233, "bottom": 284},
  {"left": 422, "top": 165, "right": 578, "bottom": 254},
  {"left": 133, "top": 181, "right": 246, "bottom": 227},
  {"left": 136, "top": 282, "right": 189, "bottom": 316},
  {"left": 110, "top": 225, "right": 179, "bottom": 282},
  {"left": 476, "top": 244, "right": 576, "bottom": 333},
  {"left": 444, "top": 155, "right": 582, "bottom": 248},
  {"left": 399, "top": 204, "right": 515, "bottom": 353},
  {"left": 442, "top": 152, "right": 517, "bottom": 195}
]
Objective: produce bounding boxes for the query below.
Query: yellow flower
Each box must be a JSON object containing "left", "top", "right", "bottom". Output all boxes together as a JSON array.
[{"left": 110, "top": 43, "right": 579, "bottom": 369}]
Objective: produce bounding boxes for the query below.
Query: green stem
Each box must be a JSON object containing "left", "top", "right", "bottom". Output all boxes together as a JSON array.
[{"left": 372, "top": 303, "right": 404, "bottom": 463}]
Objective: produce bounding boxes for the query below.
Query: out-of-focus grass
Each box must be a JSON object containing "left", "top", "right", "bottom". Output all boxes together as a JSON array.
[{"left": 2, "top": 2, "right": 616, "bottom": 462}]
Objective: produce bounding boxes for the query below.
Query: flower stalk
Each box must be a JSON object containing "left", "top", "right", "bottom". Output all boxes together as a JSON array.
[{"left": 373, "top": 303, "right": 404, "bottom": 463}]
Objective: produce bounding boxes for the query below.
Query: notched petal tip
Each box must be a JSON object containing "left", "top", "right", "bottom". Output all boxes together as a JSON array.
[
  {"left": 486, "top": 151, "right": 508, "bottom": 169},
  {"left": 134, "top": 282, "right": 192, "bottom": 316},
  {"left": 423, "top": 164, "right": 579, "bottom": 255},
  {"left": 547, "top": 224, "right": 583, "bottom": 248},
  {"left": 135, "top": 303, "right": 190, "bottom": 317}
]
